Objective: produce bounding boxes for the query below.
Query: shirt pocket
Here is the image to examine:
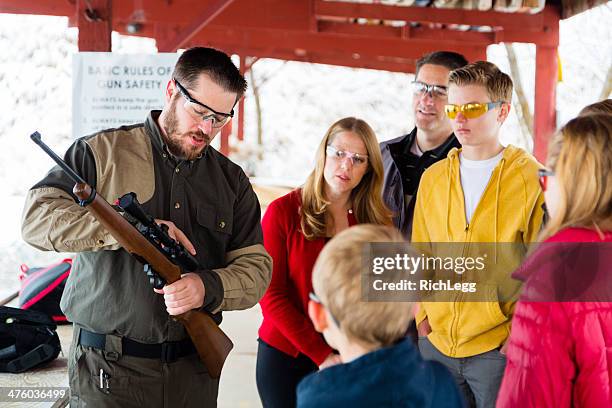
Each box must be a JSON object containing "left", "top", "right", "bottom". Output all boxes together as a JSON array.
[
  {"left": 196, "top": 204, "right": 233, "bottom": 235},
  {"left": 194, "top": 204, "right": 234, "bottom": 268}
]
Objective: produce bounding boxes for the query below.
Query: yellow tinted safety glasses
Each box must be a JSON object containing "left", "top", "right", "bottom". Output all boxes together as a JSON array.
[{"left": 444, "top": 101, "right": 504, "bottom": 119}]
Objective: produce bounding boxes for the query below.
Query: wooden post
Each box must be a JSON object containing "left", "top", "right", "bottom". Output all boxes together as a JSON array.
[
  {"left": 534, "top": 45, "right": 558, "bottom": 163},
  {"left": 220, "top": 121, "right": 232, "bottom": 156},
  {"left": 532, "top": 6, "right": 560, "bottom": 163},
  {"left": 77, "top": 0, "right": 112, "bottom": 51},
  {"left": 238, "top": 55, "right": 246, "bottom": 141}
]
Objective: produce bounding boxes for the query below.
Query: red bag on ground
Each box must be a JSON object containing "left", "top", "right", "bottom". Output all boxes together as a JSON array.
[{"left": 18, "top": 258, "right": 71, "bottom": 324}]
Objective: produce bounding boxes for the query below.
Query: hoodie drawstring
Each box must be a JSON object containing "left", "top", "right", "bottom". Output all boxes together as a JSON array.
[
  {"left": 446, "top": 157, "right": 453, "bottom": 242},
  {"left": 494, "top": 158, "right": 505, "bottom": 263}
]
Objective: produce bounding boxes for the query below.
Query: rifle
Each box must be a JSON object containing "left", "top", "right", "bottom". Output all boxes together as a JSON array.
[
  {"left": 0, "top": 290, "right": 19, "bottom": 306},
  {"left": 30, "top": 131, "right": 233, "bottom": 378}
]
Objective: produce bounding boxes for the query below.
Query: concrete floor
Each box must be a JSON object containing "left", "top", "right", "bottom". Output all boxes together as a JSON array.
[{"left": 217, "top": 305, "right": 264, "bottom": 408}]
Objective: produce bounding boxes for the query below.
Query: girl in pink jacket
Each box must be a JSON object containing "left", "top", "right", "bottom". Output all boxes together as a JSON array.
[{"left": 497, "top": 112, "right": 612, "bottom": 407}]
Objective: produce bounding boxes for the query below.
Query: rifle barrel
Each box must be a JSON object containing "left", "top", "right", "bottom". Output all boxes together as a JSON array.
[{"left": 30, "top": 132, "right": 86, "bottom": 185}]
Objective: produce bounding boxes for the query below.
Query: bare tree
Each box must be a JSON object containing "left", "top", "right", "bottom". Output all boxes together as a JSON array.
[
  {"left": 247, "top": 65, "right": 263, "bottom": 152},
  {"left": 505, "top": 43, "right": 534, "bottom": 150},
  {"left": 599, "top": 64, "right": 612, "bottom": 100},
  {"left": 247, "top": 60, "right": 289, "bottom": 147}
]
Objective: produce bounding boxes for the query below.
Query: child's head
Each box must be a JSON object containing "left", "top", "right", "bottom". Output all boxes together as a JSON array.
[
  {"left": 309, "top": 225, "right": 414, "bottom": 352},
  {"left": 579, "top": 99, "right": 612, "bottom": 116},
  {"left": 540, "top": 113, "right": 612, "bottom": 239},
  {"left": 445, "top": 61, "right": 513, "bottom": 149}
]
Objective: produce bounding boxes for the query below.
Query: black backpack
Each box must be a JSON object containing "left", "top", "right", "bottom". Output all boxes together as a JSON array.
[{"left": 0, "top": 306, "right": 61, "bottom": 373}]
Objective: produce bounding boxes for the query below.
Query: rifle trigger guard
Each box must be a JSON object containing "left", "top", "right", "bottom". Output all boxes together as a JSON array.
[{"left": 78, "top": 189, "right": 97, "bottom": 207}]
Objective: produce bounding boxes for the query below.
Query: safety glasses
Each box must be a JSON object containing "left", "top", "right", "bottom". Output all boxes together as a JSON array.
[
  {"left": 538, "top": 168, "right": 555, "bottom": 192},
  {"left": 174, "top": 78, "right": 233, "bottom": 129},
  {"left": 309, "top": 291, "right": 341, "bottom": 328},
  {"left": 411, "top": 81, "right": 448, "bottom": 98},
  {"left": 326, "top": 145, "right": 368, "bottom": 166},
  {"left": 444, "top": 101, "right": 504, "bottom": 120}
]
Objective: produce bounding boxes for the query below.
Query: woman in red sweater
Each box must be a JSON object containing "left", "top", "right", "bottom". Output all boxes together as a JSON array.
[
  {"left": 256, "top": 117, "right": 392, "bottom": 408},
  {"left": 497, "top": 113, "right": 612, "bottom": 407}
]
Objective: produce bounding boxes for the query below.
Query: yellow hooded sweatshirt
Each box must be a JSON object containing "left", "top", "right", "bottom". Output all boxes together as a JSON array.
[{"left": 413, "top": 145, "right": 545, "bottom": 358}]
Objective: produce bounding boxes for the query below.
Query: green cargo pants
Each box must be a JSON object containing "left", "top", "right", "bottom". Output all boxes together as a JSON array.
[{"left": 68, "top": 326, "right": 220, "bottom": 407}]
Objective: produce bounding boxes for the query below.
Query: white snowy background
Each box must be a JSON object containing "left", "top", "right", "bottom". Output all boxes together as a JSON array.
[{"left": 0, "top": 4, "right": 610, "bottom": 295}]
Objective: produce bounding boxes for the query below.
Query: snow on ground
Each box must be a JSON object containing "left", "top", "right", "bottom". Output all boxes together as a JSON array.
[{"left": 0, "top": 6, "right": 610, "bottom": 296}]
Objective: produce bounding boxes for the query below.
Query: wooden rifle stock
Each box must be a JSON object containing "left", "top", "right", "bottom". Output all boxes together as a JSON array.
[{"left": 72, "top": 183, "right": 233, "bottom": 378}]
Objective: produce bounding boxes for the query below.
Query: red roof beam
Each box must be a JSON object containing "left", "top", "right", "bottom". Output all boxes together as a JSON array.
[
  {"left": 317, "top": 20, "right": 494, "bottom": 46},
  {"left": 317, "top": 20, "right": 558, "bottom": 48},
  {"left": 184, "top": 26, "right": 486, "bottom": 63},
  {"left": 315, "top": 0, "right": 554, "bottom": 32},
  {"left": 0, "top": 0, "right": 74, "bottom": 17},
  {"left": 156, "top": 0, "right": 237, "bottom": 52},
  {"left": 183, "top": 35, "right": 486, "bottom": 73},
  {"left": 117, "top": 19, "right": 556, "bottom": 49},
  {"left": 110, "top": 0, "right": 311, "bottom": 29},
  {"left": 495, "top": 6, "right": 559, "bottom": 47},
  {"left": 201, "top": 44, "right": 419, "bottom": 73}
]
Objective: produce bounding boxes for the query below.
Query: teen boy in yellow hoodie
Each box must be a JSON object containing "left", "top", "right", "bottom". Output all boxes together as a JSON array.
[{"left": 412, "top": 61, "right": 545, "bottom": 407}]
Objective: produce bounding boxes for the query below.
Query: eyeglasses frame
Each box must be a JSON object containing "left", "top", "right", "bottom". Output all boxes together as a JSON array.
[
  {"left": 309, "top": 291, "right": 341, "bottom": 328},
  {"left": 538, "top": 168, "right": 555, "bottom": 191}
]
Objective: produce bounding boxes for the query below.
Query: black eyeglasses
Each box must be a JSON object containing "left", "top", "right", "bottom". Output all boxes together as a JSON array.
[
  {"left": 538, "top": 168, "right": 555, "bottom": 192},
  {"left": 173, "top": 78, "right": 234, "bottom": 129},
  {"left": 309, "top": 291, "right": 341, "bottom": 328},
  {"left": 411, "top": 80, "right": 448, "bottom": 98}
]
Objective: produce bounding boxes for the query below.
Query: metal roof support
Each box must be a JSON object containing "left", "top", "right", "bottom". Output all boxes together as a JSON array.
[
  {"left": 156, "top": 0, "right": 236, "bottom": 52},
  {"left": 77, "top": 0, "right": 112, "bottom": 51}
]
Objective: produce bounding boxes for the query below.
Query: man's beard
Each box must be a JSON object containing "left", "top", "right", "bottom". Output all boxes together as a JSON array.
[{"left": 162, "top": 98, "right": 210, "bottom": 160}]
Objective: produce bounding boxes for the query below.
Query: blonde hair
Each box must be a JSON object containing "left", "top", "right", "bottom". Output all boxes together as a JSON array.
[
  {"left": 448, "top": 61, "right": 513, "bottom": 102},
  {"left": 579, "top": 99, "right": 612, "bottom": 116},
  {"left": 300, "top": 117, "right": 392, "bottom": 240},
  {"left": 541, "top": 113, "right": 612, "bottom": 240},
  {"left": 312, "top": 224, "right": 413, "bottom": 348}
]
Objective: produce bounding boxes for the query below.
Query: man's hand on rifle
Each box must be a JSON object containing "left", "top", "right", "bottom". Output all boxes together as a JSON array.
[
  {"left": 154, "top": 273, "right": 206, "bottom": 315},
  {"left": 152, "top": 219, "right": 203, "bottom": 315},
  {"left": 154, "top": 219, "right": 197, "bottom": 256}
]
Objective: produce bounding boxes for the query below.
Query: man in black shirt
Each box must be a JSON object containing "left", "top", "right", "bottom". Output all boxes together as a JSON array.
[{"left": 381, "top": 51, "right": 468, "bottom": 240}]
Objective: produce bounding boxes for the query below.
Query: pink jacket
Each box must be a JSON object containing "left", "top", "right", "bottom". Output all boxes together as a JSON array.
[{"left": 497, "top": 227, "right": 612, "bottom": 408}]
